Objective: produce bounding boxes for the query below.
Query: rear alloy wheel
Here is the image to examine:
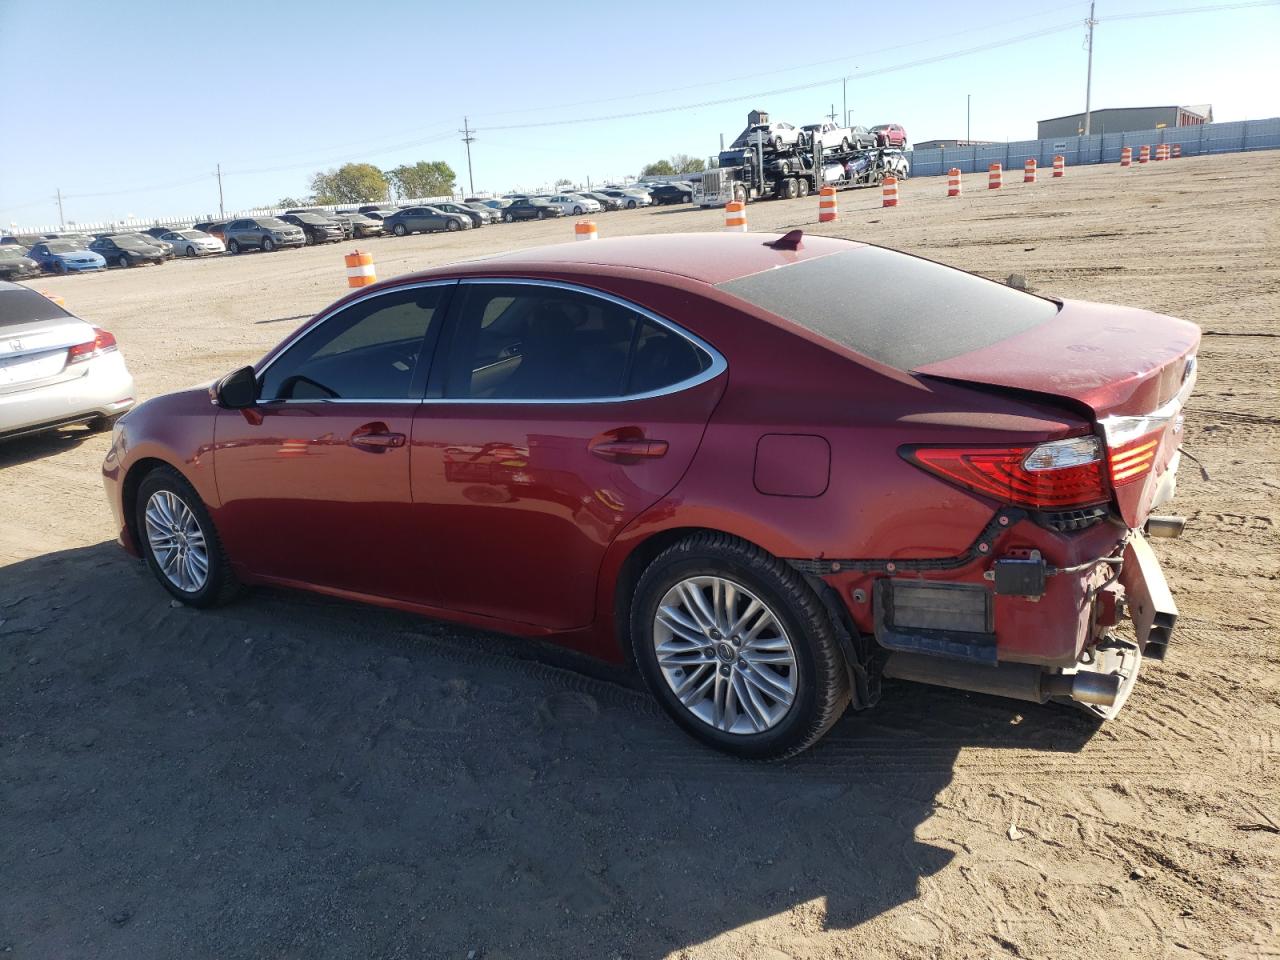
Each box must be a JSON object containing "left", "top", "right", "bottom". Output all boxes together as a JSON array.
[
  {"left": 228, "top": 239, "right": 241, "bottom": 255},
  {"left": 632, "top": 532, "right": 850, "bottom": 759},
  {"left": 262, "top": 237, "right": 276, "bottom": 252},
  {"left": 137, "top": 467, "right": 238, "bottom": 608},
  {"left": 117, "top": 255, "right": 130, "bottom": 269},
  {"left": 394, "top": 223, "right": 408, "bottom": 236}
]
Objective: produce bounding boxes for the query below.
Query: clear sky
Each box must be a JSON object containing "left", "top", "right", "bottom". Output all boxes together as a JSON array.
[{"left": 2, "top": 0, "right": 1277, "bottom": 229}]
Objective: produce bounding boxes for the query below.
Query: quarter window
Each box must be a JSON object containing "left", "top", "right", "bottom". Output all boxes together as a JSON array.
[
  {"left": 258, "top": 285, "right": 449, "bottom": 401},
  {"left": 443, "top": 283, "right": 712, "bottom": 401}
]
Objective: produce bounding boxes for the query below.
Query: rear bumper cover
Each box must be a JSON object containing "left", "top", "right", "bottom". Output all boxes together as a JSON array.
[{"left": 0, "top": 353, "right": 135, "bottom": 438}]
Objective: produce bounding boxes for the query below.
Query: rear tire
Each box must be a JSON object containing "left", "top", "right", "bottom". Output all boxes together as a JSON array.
[
  {"left": 797, "top": 178, "right": 811, "bottom": 198},
  {"left": 631, "top": 532, "right": 851, "bottom": 760},
  {"left": 186, "top": 245, "right": 197, "bottom": 258},
  {"left": 228, "top": 239, "right": 241, "bottom": 255},
  {"left": 136, "top": 466, "right": 239, "bottom": 608},
  {"left": 117, "top": 255, "right": 130, "bottom": 269}
]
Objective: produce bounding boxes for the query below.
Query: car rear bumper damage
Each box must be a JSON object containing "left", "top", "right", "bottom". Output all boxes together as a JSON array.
[{"left": 793, "top": 509, "right": 1181, "bottom": 718}]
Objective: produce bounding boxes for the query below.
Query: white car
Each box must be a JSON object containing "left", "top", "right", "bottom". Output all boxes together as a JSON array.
[
  {"left": 599, "top": 188, "right": 651, "bottom": 209},
  {"left": 801, "top": 121, "right": 855, "bottom": 153},
  {"left": 160, "top": 229, "right": 225, "bottom": 258},
  {"left": 733, "top": 121, "right": 800, "bottom": 152},
  {"left": 544, "top": 194, "right": 603, "bottom": 216},
  {"left": 0, "top": 283, "right": 135, "bottom": 440}
]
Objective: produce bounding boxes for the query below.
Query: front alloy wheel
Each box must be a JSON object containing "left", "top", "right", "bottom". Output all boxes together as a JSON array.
[{"left": 137, "top": 467, "right": 238, "bottom": 607}]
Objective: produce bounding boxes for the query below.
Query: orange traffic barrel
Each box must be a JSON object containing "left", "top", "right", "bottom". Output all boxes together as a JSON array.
[
  {"left": 1138, "top": 145, "right": 1150, "bottom": 164},
  {"left": 1053, "top": 155, "right": 1065, "bottom": 178},
  {"left": 1024, "top": 158, "right": 1037, "bottom": 183},
  {"left": 818, "top": 186, "right": 838, "bottom": 223},
  {"left": 988, "top": 163, "right": 1002, "bottom": 189},
  {"left": 344, "top": 250, "right": 375, "bottom": 288},
  {"left": 724, "top": 200, "right": 748, "bottom": 232},
  {"left": 882, "top": 176, "right": 899, "bottom": 207},
  {"left": 1120, "top": 147, "right": 1133, "bottom": 167},
  {"left": 574, "top": 219, "right": 597, "bottom": 241},
  {"left": 947, "top": 168, "right": 962, "bottom": 197}
]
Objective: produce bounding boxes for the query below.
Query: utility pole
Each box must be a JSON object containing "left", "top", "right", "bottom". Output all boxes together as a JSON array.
[
  {"left": 842, "top": 78, "right": 847, "bottom": 129},
  {"left": 966, "top": 94, "right": 971, "bottom": 143},
  {"left": 460, "top": 117, "right": 476, "bottom": 195},
  {"left": 1083, "top": 1, "right": 1097, "bottom": 135},
  {"left": 55, "top": 188, "right": 65, "bottom": 228},
  {"left": 215, "top": 163, "right": 225, "bottom": 218},
  {"left": 827, "top": 103, "right": 837, "bottom": 123}
]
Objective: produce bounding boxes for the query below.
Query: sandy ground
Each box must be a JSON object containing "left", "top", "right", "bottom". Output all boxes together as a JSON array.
[{"left": 1, "top": 154, "right": 1277, "bottom": 960}]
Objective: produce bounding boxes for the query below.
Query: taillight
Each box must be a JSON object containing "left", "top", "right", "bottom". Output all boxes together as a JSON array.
[
  {"left": 67, "top": 328, "right": 118, "bottom": 364},
  {"left": 1107, "top": 430, "right": 1162, "bottom": 486},
  {"left": 904, "top": 436, "right": 1108, "bottom": 508}
]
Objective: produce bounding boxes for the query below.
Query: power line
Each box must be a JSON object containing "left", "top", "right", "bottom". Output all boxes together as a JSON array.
[{"left": 1101, "top": 0, "right": 1278, "bottom": 19}]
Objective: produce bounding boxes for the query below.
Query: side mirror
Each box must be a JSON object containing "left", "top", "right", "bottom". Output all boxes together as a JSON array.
[{"left": 215, "top": 366, "right": 259, "bottom": 409}]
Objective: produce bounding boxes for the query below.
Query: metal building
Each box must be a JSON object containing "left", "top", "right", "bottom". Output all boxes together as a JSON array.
[
  {"left": 1038, "top": 105, "right": 1212, "bottom": 139},
  {"left": 912, "top": 139, "right": 996, "bottom": 151}
]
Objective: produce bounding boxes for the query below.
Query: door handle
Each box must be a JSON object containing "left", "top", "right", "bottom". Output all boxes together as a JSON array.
[
  {"left": 350, "top": 425, "right": 406, "bottom": 451},
  {"left": 588, "top": 438, "right": 668, "bottom": 462}
]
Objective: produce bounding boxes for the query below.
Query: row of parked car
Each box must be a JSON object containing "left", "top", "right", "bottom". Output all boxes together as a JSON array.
[{"left": 0, "top": 183, "right": 693, "bottom": 277}]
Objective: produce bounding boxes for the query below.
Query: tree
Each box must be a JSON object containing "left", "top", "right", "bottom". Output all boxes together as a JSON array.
[
  {"left": 641, "top": 159, "right": 676, "bottom": 178},
  {"left": 386, "top": 161, "right": 457, "bottom": 200},
  {"left": 670, "top": 153, "right": 706, "bottom": 174},
  {"left": 555, "top": 178, "right": 573, "bottom": 188},
  {"left": 277, "top": 196, "right": 309, "bottom": 209},
  {"left": 309, "top": 163, "right": 388, "bottom": 204}
]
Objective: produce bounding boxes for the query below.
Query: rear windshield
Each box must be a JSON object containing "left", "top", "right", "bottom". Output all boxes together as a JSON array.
[
  {"left": 716, "top": 246, "right": 1059, "bottom": 370},
  {"left": 1, "top": 288, "right": 73, "bottom": 327}
]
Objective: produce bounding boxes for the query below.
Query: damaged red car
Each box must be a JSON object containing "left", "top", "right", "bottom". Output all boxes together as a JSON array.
[{"left": 103, "top": 233, "right": 1198, "bottom": 758}]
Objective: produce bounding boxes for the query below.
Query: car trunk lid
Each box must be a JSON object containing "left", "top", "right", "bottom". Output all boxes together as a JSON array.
[
  {"left": 0, "top": 316, "right": 97, "bottom": 394},
  {"left": 914, "top": 299, "right": 1200, "bottom": 527}
]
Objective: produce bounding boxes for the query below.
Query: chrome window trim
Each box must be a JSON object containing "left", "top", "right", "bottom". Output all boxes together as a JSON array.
[
  {"left": 431, "top": 277, "right": 726, "bottom": 406},
  {"left": 249, "top": 277, "right": 727, "bottom": 407}
]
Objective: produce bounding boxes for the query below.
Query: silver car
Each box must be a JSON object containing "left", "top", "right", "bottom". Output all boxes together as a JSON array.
[
  {"left": 160, "top": 229, "right": 226, "bottom": 258},
  {"left": 223, "top": 217, "right": 306, "bottom": 254},
  {"left": 0, "top": 283, "right": 135, "bottom": 440}
]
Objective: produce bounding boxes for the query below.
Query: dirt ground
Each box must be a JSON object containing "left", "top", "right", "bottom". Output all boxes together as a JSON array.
[{"left": 2, "top": 153, "right": 1277, "bottom": 960}]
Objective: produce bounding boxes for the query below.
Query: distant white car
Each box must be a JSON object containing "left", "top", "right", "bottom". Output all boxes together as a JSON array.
[
  {"left": 598, "top": 188, "right": 651, "bottom": 209},
  {"left": 733, "top": 121, "right": 800, "bottom": 152},
  {"left": 544, "top": 194, "right": 603, "bottom": 215},
  {"left": 0, "top": 283, "right": 135, "bottom": 440},
  {"left": 801, "top": 121, "right": 855, "bottom": 153},
  {"left": 160, "top": 229, "right": 225, "bottom": 258},
  {"left": 881, "top": 151, "right": 911, "bottom": 180}
]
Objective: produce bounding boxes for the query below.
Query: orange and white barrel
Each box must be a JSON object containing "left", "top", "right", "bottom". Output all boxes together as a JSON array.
[
  {"left": 1052, "top": 155, "right": 1065, "bottom": 178},
  {"left": 1138, "top": 145, "right": 1150, "bottom": 164},
  {"left": 882, "top": 176, "right": 899, "bottom": 208},
  {"left": 1024, "top": 158, "right": 1037, "bottom": 183},
  {"left": 574, "top": 219, "right": 597, "bottom": 241},
  {"left": 724, "top": 200, "right": 748, "bottom": 232},
  {"left": 1171, "top": 143, "right": 1182, "bottom": 158},
  {"left": 818, "top": 186, "right": 838, "bottom": 223},
  {"left": 1120, "top": 146, "right": 1133, "bottom": 167},
  {"left": 1158, "top": 143, "right": 1170, "bottom": 161},
  {"left": 947, "top": 168, "right": 962, "bottom": 197},
  {"left": 988, "top": 163, "right": 1002, "bottom": 189},
  {"left": 344, "top": 250, "right": 375, "bottom": 288}
]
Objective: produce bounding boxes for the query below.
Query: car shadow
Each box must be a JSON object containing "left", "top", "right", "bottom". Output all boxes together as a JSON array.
[
  {"left": 0, "top": 543, "right": 1101, "bottom": 959},
  {"left": 0, "top": 423, "right": 100, "bottom": 469}
]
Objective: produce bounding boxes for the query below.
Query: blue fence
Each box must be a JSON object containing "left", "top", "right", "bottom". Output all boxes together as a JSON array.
[{"left": 904, "top": 116, "right": 1280, "bottom": 178}]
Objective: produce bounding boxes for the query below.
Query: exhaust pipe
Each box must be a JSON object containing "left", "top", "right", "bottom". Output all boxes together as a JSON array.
[
  {"left": 884, "top": 653, "right": 1121, "bottom": 708},
  {"left": 1145, "top": 515, "right": 1186, "bottom": 539}
]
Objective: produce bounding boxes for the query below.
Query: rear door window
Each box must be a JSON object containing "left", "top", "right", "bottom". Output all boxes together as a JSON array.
[{"left": 442, "top": 283, "right": 712, "bottom": 401}]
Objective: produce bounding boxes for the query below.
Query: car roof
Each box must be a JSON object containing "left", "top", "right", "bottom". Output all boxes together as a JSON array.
[{"left": 409, "top": 233, "right": 863, "bottom": 286}]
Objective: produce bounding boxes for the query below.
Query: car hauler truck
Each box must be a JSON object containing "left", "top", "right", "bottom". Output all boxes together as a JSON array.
[{"left": 694, "top": 113, "right": 910, "bottom": 208}]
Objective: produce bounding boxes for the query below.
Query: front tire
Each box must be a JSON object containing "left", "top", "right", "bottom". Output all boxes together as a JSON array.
[
  {"left": 631, "top": 532, "right": 850, "bottom": 760},
  {"left": 394, "top": 223, "right": 408, "bottom": 236},
  {"left": 626, "top": 199, "right": 637, "bottom": 209},
  {"left": 186, "top": 245, "right": 197, "bottom": 258},
  {"left": 262, "top": 237, "right": 276, "bottom": 252},
  {"left": 117, "top": 255, "right": 130, "bottom": 269},
  {"left": 136, "top": 466, "right": 239, "bottom": 608},
  {"left": 228, "top": 239, "right": 241, "bottom": 254},
  {"left": 446, "top": 218, "right": 460, "bottom": 231},
  {"left": 503, "top": 212, "right": 514, "bottom": 223}
]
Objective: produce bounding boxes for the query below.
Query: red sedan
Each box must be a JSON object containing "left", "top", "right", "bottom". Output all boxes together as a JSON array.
[{"left": 103, "top": 233, "right": 1198, "bottom": 758}]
